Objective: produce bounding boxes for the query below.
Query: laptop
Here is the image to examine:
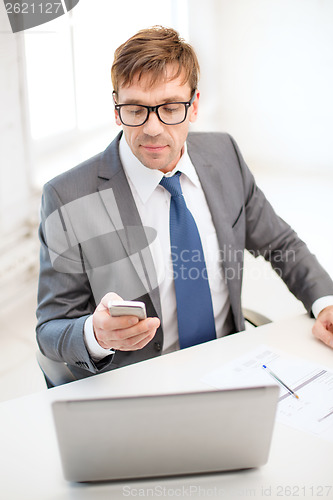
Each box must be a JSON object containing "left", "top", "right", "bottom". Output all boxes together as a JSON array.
[{"left": 52, "top": 386, "right": 279, "bottom": 482}]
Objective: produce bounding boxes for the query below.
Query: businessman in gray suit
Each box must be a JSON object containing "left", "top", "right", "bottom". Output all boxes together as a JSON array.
[{"left": 36, "top": 26, "right": 333, "bottom": 382}]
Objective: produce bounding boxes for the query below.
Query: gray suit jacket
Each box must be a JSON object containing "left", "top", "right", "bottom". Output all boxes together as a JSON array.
[{"left": 36, "top": 132, "right": 333, "bottom": 379}]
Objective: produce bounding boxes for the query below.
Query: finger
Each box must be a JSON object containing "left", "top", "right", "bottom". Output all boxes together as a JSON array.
[
  {"left": 98, "top": 318, "right": 160, "bottom": 350},
  {"left": 129, "top": 331, "right": 157, "bottom": 350},
  {"left": 98, "top": 292, "right": 123, "bottom": 312},
  {"left": 316, "top": 307, "right": 333, "bottom": 330},
  {"left": 113, "top": 328, "right": 157, "bottom": 351},
  {"left": 312, "top": 321, "right": 333, "bottom": 348},
  {"left": 103, "top": 317, "right": 160, "bottom": 342},
  {"left": 94, "top": 311, "right": 139, "bottom": 333}
]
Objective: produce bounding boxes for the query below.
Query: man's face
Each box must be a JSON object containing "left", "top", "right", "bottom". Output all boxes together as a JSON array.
[{"left": 114, "top": 67, "right": 199, "bottom": 173}]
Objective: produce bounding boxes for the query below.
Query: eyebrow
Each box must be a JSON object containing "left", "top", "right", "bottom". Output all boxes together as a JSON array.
[{"left": 120, "top": 96, "right": 189, "bottom": 105}]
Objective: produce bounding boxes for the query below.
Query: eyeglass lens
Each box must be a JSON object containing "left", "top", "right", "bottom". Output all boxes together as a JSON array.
[{"left": 119, "top": 103, "right": 187, "bottom": 126}]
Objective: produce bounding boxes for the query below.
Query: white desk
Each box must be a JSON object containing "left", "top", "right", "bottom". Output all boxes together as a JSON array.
[{"left": 1, "top": 314, "right": 332, "bottom": 500}]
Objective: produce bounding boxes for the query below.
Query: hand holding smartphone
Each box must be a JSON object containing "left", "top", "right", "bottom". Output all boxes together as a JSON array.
[
  {"left": 108, "top": 300, "right": 147, "bottom": 321},
  {"left": 93, "top": 294, "right": 158, "bottom": 352}
]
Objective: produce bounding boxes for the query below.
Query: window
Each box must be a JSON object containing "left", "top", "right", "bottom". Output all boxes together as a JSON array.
[{"left": 23, "top": 0, "right": 189, "bottom": 185}]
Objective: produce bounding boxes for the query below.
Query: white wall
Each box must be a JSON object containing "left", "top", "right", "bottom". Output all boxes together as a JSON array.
[
  {"left": 0, "top": 8, "right": 31, "bottom": 234},
  {"left": 189, "top": 0, "right": 333, "bottom": 174}
]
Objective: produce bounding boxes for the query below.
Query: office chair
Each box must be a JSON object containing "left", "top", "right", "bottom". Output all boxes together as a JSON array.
[
  {"left": 36, "top": 350, "right": 77, "bottom": 388},
  {"left": 242, "top": 308, "right": 272, "bottom": 328},
  {"left": 36, "top": 308, "right": 272, "bottom": 388}
]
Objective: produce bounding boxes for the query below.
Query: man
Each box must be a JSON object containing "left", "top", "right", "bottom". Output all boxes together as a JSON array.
[{"left": 36, "top": 26, "right": 333, "bottom": 382}]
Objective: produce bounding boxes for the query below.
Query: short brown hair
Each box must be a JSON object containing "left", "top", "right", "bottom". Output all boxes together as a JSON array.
[{"left": 111, "top": 26, "right": 200, "bottom": 94}]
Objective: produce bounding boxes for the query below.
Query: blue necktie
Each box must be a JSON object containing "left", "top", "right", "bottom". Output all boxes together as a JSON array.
[{"left": 160, "top": 172, "right": 216, "bottom": 349}]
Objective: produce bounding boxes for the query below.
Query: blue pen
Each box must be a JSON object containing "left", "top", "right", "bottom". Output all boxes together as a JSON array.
[{"left": 262, "top": 364, "right": 299, "bottom": 399}]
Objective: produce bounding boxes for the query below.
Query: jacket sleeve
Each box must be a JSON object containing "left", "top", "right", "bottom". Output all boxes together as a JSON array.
[
  {"left": 36, "top": 181, "right": 114, "bottom": 375},
  {"left": 230, "top": 135, "right": 333, "bottom": 314}
]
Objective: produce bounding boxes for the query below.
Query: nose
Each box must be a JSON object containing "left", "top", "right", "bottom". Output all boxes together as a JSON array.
[{"left": 142, "top": 110, "right": 164, "bottom": 136}]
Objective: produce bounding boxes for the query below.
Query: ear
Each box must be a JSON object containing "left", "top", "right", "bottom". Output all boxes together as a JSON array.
[
  {"left": 189, "top": 90, "right": 200, "bottom": 123},
  {"left": 114, "top": 108, "right": 122, "bottom": 126},
  {"left": 113, "top": 91, "right": 122, "bottom": 126}
]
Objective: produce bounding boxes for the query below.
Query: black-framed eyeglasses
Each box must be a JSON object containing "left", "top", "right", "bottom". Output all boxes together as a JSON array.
[{"left": 113, "top": 91, "right": 196, "bottom": 127}]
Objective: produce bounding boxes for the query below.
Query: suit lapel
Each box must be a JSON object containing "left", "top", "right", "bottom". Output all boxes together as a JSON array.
[
  {"left": 96, "top": 133, "right": 162, "bottom": 320},
  {"left": 187, "top": 135, "right": 236, "bottom": 254}
]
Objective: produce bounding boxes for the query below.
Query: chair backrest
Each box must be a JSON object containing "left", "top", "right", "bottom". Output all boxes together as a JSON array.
[
  {"left": 242, "top": 308, "right": 272, "bottom": 327},
  {"left": 36, "top": 351, "right": 76, "bottom": 388}
]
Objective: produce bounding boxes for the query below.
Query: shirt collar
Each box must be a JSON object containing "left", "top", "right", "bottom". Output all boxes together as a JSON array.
[{"left": 119, "top": 134, "right": 200, "bottom": 204}]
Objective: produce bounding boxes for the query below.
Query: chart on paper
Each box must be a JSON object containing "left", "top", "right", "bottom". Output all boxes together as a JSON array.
[{"left": 201, "top": 345, "right": 333, "bottom": 442}]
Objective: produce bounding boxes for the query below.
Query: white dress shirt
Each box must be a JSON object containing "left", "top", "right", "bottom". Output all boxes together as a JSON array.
[{"left": 84, "top": 136, "right": 333, "bottom": 360}]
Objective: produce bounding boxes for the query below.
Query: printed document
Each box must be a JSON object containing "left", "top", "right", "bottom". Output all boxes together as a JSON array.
[{"left": 202, "top": 345, "right": 333, "bottom": 442}]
